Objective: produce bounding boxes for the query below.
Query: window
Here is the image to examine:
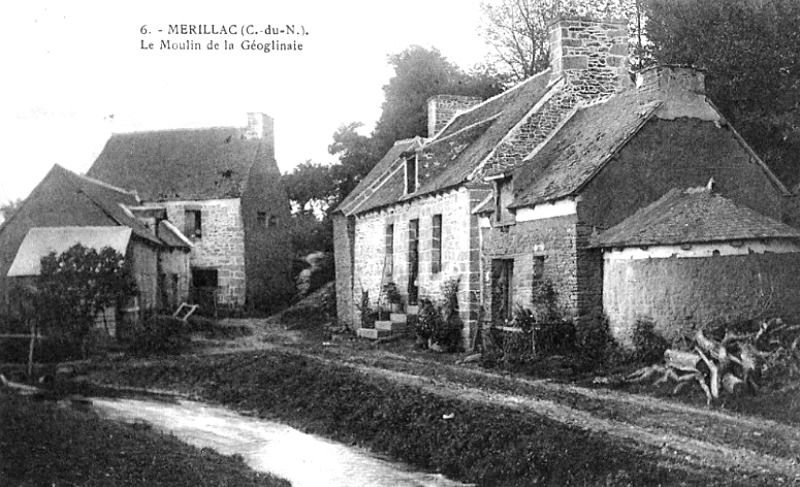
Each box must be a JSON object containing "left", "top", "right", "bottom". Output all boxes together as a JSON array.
[
  {"left": 257, "top": 211, "right": 267, "bottom": 227},
  {"left": 494, "top": 178, "right": 514, "bottom": 223},
  {"left": 384, "top": 223, "right": 394, "bottom": 276},
  {"left": 269, "top": 215, "right": 278, "bottom": 227},
  {"left": 533, "top": 256, "right": 545, "bottom": 282},
  {"left": 191, "top": 268, "right": 218, "bottom": 288},
  {"left": 405, "top": 155, "right": 418, "bottom": 194},
  {"left": 431, "top": 214, "right": 442, "bottom": 274},
  {"left": 184, "top": 209, "right": 202, "bottom": 239}
]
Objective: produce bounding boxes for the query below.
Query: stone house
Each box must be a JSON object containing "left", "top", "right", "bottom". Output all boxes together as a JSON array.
[
  {"left": 0, "top": 165, "right": 192, "bottom": 332},
  {"left": 86, "top": 113, "right": 294, "bottom": 313},
  {"left": 474, "top": 18, "right": 793, "bottom": 343},
  {"left": 591, "top": 187, "right": 800, "bottom": 345},
  {"left": 335, "top": 15, "right": 794, "bottom": 348}
]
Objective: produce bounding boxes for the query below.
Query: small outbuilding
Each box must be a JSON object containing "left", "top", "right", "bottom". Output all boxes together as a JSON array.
[{"left": 592, "top": 186, "right": 800, "bottom": 346}]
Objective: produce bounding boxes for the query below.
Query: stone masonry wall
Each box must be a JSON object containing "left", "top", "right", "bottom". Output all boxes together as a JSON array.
[
  {"left": 480, "top": 214, "right": 579, "bottom": 323},
  {"left": 604, "top": 252, "right": 800, "bottom": 347},
  {"left": 352, "top": 188, "right": 482, "bottom": 346},
  {"left": 333, "top": 213, "right": 356, "bottom": 327},
  {"left": 155, "top": 198, "right": 246, "bottom": 308}
]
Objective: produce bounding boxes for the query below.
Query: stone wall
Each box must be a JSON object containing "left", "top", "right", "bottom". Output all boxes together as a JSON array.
[
  {"left": 352, "top": 188, "right": 482, "bottom": 345},
  {"left": 333, "top": 213, "right": 356, "bottom": 326},
  {"left": 155, "top": 198, "right": 246, "bottom": 308},
  {"left": 480, "top": 213, "right": 579, "bottom": 322},
  {"left": 603, "top": 252, "right": 800, "bottom": 346}
]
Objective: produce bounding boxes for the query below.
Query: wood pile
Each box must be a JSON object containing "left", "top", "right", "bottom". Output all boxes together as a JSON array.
[{"left": 625, "top": 318, "right": 800, "bottom": 403}]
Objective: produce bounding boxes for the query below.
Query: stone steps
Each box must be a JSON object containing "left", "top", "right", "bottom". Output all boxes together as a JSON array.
[{"left": 358, "top": 308, "right": 417, "bottom": 341}]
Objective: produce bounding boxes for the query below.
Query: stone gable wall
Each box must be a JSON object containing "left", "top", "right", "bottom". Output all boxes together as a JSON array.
[
  {"left": 480, "top": 214, "right": 579, "bottom": 323},
  {"left": 428, "top": 95, "right": 483, "bottom": 138},
  {"left": 333, "top": 213, "right": 356, "bottom": 326},
  {"left": 155, "top": 198, "right": 246, "bottom": 308},
  {"left": 352, "top": 188, "right": 482, "bottom": 346}
]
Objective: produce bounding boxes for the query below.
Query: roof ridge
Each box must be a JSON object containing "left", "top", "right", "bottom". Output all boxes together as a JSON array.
[
  {"left": 67, "top": 168, "right": 140, "bottom": 199},
  {"left": 110, "top": 125, "right": 243, "bottom": 136}
]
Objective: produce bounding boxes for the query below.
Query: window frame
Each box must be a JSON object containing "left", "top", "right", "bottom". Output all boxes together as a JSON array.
[
  {"left": 405, "top": 155, "right": 419, "bottom": 194},
  {"left": 184, "top": 209, "right": 202, "bottom": 239},
  {"left": 431, "top": 214, "right": 442, "bottom": 274}
]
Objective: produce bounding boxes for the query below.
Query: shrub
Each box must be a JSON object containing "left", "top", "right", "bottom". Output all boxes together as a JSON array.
[
  {"left": 415, "top": 279, "right": 463, "bottom": 352},
  {"left": 127, "top": 315, "right": 190, "bottom": 356},
  {"left": 631, "top": 317, "right": 668, "bottom": 364},
  {"left": 356, "top": 290, "right": 378, "bottom": 329}
]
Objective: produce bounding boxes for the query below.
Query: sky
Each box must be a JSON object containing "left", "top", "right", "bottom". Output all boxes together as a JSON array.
[{"left": 0, "top": 0, "right": 493, "bottom": 204}]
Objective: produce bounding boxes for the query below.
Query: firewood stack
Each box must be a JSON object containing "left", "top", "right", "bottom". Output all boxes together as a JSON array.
[{"left": 625, "top": 318, "right": 800, "bottom": 404}]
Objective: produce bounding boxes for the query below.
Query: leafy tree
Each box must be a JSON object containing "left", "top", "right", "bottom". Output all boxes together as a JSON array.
[
  {"left": 0, "top": 198, "right": 23, "bottom": 225},
  {"left": 284, "top": 161, "right": 337, "bottom": 216},
  {"left": 329, "top": 122, "right": 381, "bottom": 204},
  {"left": 36, "top": 244, "right": 137, "bottom": 357},
  {"left": 643, "top": 0, "right": 800, "bottom": 186},
  {"left": 372, "top": 46, "right": 503, "bottom": 155}
]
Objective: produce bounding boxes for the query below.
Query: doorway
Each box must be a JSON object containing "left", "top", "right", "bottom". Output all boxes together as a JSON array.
[
  {"left": 490, "top": 259, "right": 514, "bottom": 326},
  {"left": 407, "top": 219, "right": 419, "bottom": 305}
]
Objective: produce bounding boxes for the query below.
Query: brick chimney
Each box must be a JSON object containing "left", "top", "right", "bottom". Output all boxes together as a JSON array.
[
  {"left": 245, "top": 112, "right": 274, "bottom": 141},
  {"left": 548, "top": 16, "right": 631, "bottom": 99},
  {"left": 427, "top": 95, "right": 482, "bottom": 138}
]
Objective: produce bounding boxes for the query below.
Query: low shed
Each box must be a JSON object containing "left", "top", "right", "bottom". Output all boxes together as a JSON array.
[{"left": 592, "top": 186, "right": 800, "bottom": 347}]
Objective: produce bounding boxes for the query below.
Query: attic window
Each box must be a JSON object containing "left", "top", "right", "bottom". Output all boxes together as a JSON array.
[
  {"left": 405, "top": 155, "right": 418, "bottom": 194},
  {"left": 257, "top": 211, "right": 267, "bottom": 227},
  {"left": 494, "top": 178, "right": 514, "bottom": 224},
  {"left": 184, "top": 209, "right": 202, "bottom": 239}
]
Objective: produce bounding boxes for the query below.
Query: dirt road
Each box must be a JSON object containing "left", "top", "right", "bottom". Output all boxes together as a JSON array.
[{"left": 210, "top": 318, "right": 800, "bottom": 481}]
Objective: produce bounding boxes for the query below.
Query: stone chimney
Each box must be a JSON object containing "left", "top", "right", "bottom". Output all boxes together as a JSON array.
[
  {"left": 244, "top": 112, "right": 274, "bottom": 141},
  {"left": 635, "top": 65, "right": 705, "bottom": 97},
  {"left": 427, "top": 95, "right": 482, "bottom": 138},
  {"left": 548, "top": 16, "right": 631, "bottom": 99}
]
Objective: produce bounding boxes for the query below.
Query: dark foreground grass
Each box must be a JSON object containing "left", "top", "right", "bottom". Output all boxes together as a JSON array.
[
  {"left": 88, "top": 351, "right": 751, "bottom": 487},
  {"left": 0, "top": 392, "right": 289, "bottom": 487}
]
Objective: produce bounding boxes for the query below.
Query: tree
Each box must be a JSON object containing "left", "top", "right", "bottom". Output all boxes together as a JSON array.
[
  {"left": 0, "top": 198, "right": 23, "bottom": 225},
  {"left": 284, "top": 161, "right": 337, "bottom": 216},
  {"left": 371, "top": 46, "right": 503, "bottom": 155},
  {"left": 36, "top": 244, "right": 137, "bottom": 357},
  {"left": 643, "top": 0, "right": 800, "bottom": 186},
  {"left": 329, "top": 122, "right": 381, "bottom": 204},
  {"left": 479, "top": 0, "right": 645, "bottom": 82}
]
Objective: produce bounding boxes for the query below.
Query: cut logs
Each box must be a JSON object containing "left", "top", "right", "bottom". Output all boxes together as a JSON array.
[{"left": 624, "top": 318, "right": 800, "bottom": 404}]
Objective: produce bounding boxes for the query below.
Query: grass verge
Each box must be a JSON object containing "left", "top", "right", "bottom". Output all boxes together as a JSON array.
[
  {"left": 0, "top": 391, "right": 289, "bottom": 487},
  {"left": 87, "top": 350, "right": 748, "bottom": 487}
]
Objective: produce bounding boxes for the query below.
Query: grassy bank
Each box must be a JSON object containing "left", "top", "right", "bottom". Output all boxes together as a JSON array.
[
  {"left": 0, "top": 391, "right": 289, "bottom": 487},
  {"left": 87, "top": 350, "right": 744, "bottom": 487}
]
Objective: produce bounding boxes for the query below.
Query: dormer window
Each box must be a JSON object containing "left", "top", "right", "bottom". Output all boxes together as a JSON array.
[
  {"left": 494, "top": 177, "right": 514, "bottom": 224},
  {"left": 405, "top": 155, "right": 418, "bottom": 194}
]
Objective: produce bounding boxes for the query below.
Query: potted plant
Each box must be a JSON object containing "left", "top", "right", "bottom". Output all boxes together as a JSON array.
[{"left": 382, "top": 282, "right": 402, "bottom": 313}]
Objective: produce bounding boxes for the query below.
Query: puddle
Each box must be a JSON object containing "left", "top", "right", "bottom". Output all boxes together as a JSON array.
[{"left": 93, "top": 397, "right": 470, "bottom": 487}]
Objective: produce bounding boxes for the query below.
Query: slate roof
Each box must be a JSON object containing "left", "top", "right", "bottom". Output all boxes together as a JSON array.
[
  {"left": 348, "top": 71, "right": 554, "bottom": 215},
  {"left": 510, "top": 92, "right": 663, "bottom": 208},
  {"left": 591, "top": 187, "right": 800, "bottom": 248},
  {"left": 88, "top": 127, "right": 267, "bottom": 201},
  {"left": 336, "top": 138, "right": 423, "bottom": 216},
  {"left": 8, "top": 227, "right": 133, "bottom": 277},
  {"left": 56, "top": 166, "right": 164, "bottom": 246}
]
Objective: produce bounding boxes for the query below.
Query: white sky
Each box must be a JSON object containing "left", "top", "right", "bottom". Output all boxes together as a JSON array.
[{"left": 0, "top": 0, "right": 493, "bottom": 204}]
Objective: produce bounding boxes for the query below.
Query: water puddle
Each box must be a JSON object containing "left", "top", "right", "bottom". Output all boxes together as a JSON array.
[{"left": 93, "top": 397, "right": 470, "bottom": 487}]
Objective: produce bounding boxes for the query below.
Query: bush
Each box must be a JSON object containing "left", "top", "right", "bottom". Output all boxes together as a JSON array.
[
  {"left": 415, "top": 279, "right": 463, "bottom": 352},
  {"left": 632, "top": 317, "right": 668, "bottom": 364},
  {"left": 127, "top": 315, "right": 190, "bottom": 356}
]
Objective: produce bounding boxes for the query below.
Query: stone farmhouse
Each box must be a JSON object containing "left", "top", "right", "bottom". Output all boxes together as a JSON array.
[
  {"left": 335, "top": 16, "right": 799, "bottom": 348},
  {"left": 87, "top": 113, "right": 294, "bottom": 314},
  {"left": 0, "top": 165, "right": 192, "bottom": 333}
]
